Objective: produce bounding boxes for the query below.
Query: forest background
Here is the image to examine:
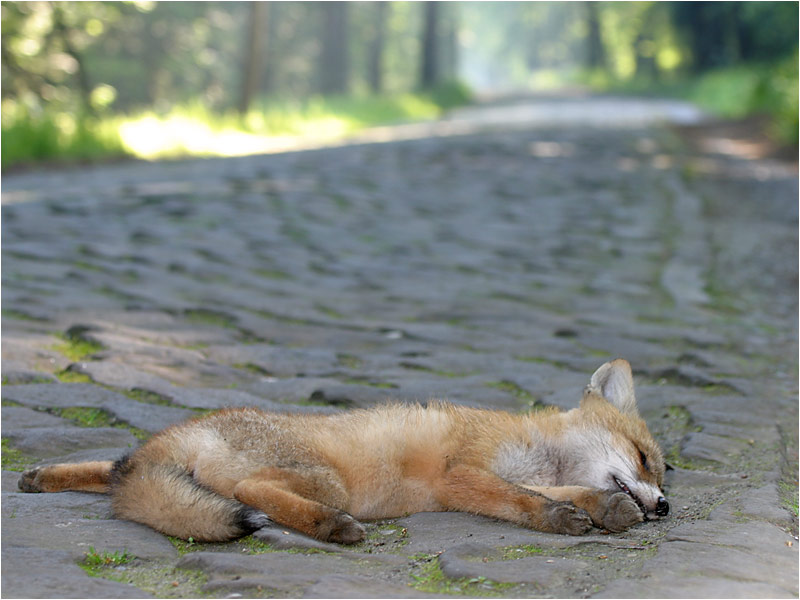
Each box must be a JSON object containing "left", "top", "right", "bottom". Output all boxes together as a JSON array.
[{"left": 1, "top": 1, "right": 797, "bottom": 169}]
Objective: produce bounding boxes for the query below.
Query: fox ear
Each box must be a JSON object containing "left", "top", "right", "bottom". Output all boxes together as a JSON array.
[{"left": 588, "top": 359, "right": 638, "bottom": 415}]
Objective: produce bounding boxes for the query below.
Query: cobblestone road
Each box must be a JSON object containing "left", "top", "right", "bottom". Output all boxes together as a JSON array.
[{"left": 2, "top": 95, "right": 797, "bottom": 598}]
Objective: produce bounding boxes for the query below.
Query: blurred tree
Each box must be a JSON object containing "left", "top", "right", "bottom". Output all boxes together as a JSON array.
[
  {"left": 584, "top": 1, "right": 606, "bottom": 70},
  {"left": 319, "top": 2, "right": 349, "bottom": 94},
  {"left": 670, "top": 2, "right": 740, "bottom": 72},
  {"left": 50, "top": 2, "right": 95, "bottom": 114},
  {"left": 239, "top": 2, "right": 267, "bottom": 114},
  {"left": 440, "top": 3, "right": 459, "bottom": 81},
  {"left": 419, "top": 1, "right": 439, "bottom": 89},
  {"left": 367, "top": 1, "right": 388, "bottom": 93}
]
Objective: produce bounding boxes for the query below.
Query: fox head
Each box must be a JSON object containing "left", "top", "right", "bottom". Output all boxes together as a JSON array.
[{"left": 567, "top": 359, "right": 669, "bottom": 520}]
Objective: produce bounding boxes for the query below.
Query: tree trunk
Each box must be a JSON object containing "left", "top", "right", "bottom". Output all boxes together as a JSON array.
[
  {"left": 367, "top": 2, "right": 387, "bottom": 94},
  {"left": 51, "top": 3, "right": 95, "bottom": 115},
  {"left": 319, "top": 2, "right": 349, "bottom": 95},
  {"left": 584, "top": 1, "right": 606, "bottom": 70},
  {"left": 441, "top": 3, "right": 458, "bottom": 80},
  {"left": 239, "top": 2, "right": 267, "bottom": 115},
  {"left": 419, "top": 1, "right": 439, "bottom": 89},
  {"left": 262, "top": 2, "right": 279, "bottom": 95}
]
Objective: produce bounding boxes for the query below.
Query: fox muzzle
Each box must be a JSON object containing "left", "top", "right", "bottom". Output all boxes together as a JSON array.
[{"left": 655, "top": 496, "right": 669, "bottom": 517}]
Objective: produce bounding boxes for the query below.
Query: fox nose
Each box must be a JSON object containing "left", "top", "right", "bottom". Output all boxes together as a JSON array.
[{"left": 655, "top": 496, "right": 669, "bottom": 516}]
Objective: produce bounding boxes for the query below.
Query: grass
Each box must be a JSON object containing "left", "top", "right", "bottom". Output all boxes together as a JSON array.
[
  {"left": 2, "top": 81, "right": 472, "bottom": 168},
  {"left": 408, "top": 553, "right": 516, "bottom": 596},
  {"left": 1, "top": 101, "right": 127, "bottom": 168},
  {"left": 1, "top": 438, "right": 36, "bottom": 471},
  {"left": 82, "top": 547, "right": 133, "bottom": 570}
]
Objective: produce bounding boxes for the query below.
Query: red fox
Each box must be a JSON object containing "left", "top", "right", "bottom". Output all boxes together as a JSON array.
[{"left": 18, "top": 359, "right": 669, "bottom": 543}]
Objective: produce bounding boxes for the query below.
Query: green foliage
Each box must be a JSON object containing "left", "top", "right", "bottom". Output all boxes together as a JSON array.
[
  {"left": 1, "top": 101, "right": 128, "bottom": 168},
  {"left": 423, "top": 80, "right": 473, "bottom": 111},
  {"left": 2, "top": 88, "right": 471, "bottom": 168},
  {"left": 688, "top": 58, "right": 798, "bottom": 144}
]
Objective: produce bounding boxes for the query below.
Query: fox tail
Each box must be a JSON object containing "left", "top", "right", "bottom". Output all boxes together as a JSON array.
[{"left": 110, "top": 455, "right": 270, "bottom": 542}]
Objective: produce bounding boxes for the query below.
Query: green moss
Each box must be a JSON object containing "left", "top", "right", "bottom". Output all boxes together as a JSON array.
[
  {"left": 55, "top": 369, "right": 93, "bottom": 384},
  {"left": 183, "top": 309, "right": 237, "bottom": 329},
  {"left": 81, "top": 554, "right": 211, "bottom": 598},
  {"left": 337, "top": 354, "right": 363, "bottom": 370},
  {"left": 315, "top": 304, "right": 345, "bottom": 319},
  {"left": 93, "top": 285, "right": 137, "bottom": 301},
  {"left": 486, "top": 380, "right": 546, "bottom": 412},
  {"left": 251, "top": 267, "right": 291, "bottom": 280},
  {"left": 233, "top": 363, "right": 273, "bottom": 377},
  {"left": 779, "top": 479, "right": 799, "bottom": 518},
  {"left": 341, "top": 378, "right": 397, "bottom": 389},
  {"left": 167, "top": 536, "right": 205, "bottom": 556},
  {"left": 358, "top": 522, "right": 410, "bottom": 552},
  {"left": 2, "top": 374, "right": 55, "bottom": 385},
  {"left": 51, "top": 334, "right": 104, "bottom": 362},
  {"left": 500, "top": 544, "right": 544, "bottom": 560},
  {"left": 649, "top": 405, "right": 706, "bottom": 471},
  {"left": 409, "top": 554, "right": 516, "bottom": 596},
  {"left": 2, "top": 308, "right": 44, "bottom": 322},
  {"left": 46, "top": 405, "right": 150, "bottom": 440},
  {"left": 1, "top": 437, "right": 36, "bottom": 471},
  {"left": 55, "top": 406, "right": 113, "bottom": 428},
  {"left": 514, "top": 355, "right": 570, "bottom": 370},
  {"left": 235, "top": 535, "right": 334, "bottom": 556},
  {"left": 235, "top": 535, "right": 278, "bottom": 554},
  {"left": 73, "top": 260, "right": 106, "bottom": 272},
  {"left": 400, "top": 362, "right": 473, "bottom": 378},
  {"left": 122, "top": 388, "right": 176, "bottom": 407}
]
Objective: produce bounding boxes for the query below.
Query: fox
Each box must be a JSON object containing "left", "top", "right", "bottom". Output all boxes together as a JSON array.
[{"left": 18, "top": 359, "right": 669, "bottom": 543}]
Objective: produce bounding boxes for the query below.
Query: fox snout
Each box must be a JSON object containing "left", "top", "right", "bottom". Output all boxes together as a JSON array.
[
  {"left": 643, "top": 494, "right": 669, "bottom": 520},
  {"left": 612, "top": 475, "right": 669, "bottom": 520},
  {"left": 655, "top": 496, "right": 669, "bottom": 517}
]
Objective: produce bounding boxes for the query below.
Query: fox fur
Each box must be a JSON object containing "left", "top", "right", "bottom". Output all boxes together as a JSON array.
[{"left": 18, "top": 359, "right": 669, "bottom": 543}]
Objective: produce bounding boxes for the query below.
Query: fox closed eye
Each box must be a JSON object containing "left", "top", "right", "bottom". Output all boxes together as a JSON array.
[{"left": 638, "top": 448, "right": 648, "bottom": 470}]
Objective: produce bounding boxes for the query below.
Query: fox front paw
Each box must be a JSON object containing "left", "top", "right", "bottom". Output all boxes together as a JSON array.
[
  {"left": 318, "top": 511, "right": 366, "bottom": 544},
  {"left": 547, "top": 503, "right": 593, "bottom": 535},
  {"left": 18, "top": 468, "right": 44, "bottom": 493},
  {"left": 602, "top": 492, "right": 644, "bottom": 532}
]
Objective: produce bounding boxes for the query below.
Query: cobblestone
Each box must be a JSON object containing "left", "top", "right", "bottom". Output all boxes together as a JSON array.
[{"left": 2, "top": 94, "right": 797, "bottom": 598}]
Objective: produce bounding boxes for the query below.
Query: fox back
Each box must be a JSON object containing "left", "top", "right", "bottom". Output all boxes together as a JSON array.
[{"left": 19, "top": 359, "right": 669, "bottom": 542}]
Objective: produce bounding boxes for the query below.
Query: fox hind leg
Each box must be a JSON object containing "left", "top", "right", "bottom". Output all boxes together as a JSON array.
[
  {"left": 232, "top": 466, "right": 365, "bottom": 544},
  {"left": 18, "top": 461, "right": 114, "bottom": 494}
]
